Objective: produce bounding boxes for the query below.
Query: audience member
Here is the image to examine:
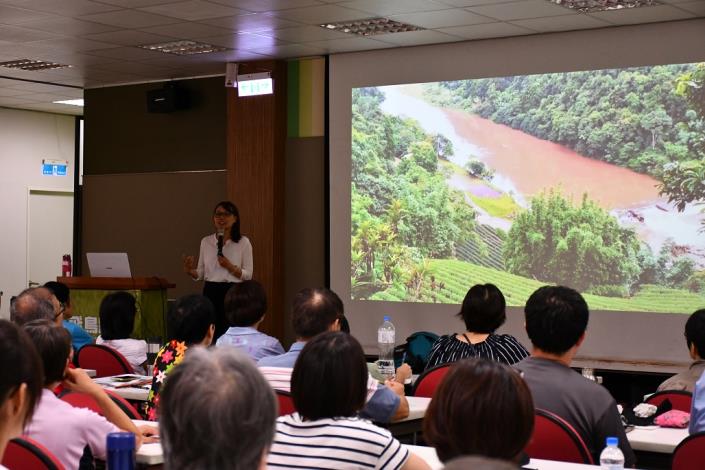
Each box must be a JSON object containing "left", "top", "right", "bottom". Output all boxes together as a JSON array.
[
  {"left": 145, "top": 294, "right": 215, "bottom": 420},
  {"left": 216, "top": 280, "right": 284, "bottom": 360},
  {"left": 9, "top": 287, "right": 58, "bottom": 326},
  {"left": 23, "top": 320, "right": 154, "bottom": 469},
  {"left": 159, "top": 347, "right": 276, "bottom": 470},
  {"left": 426, "top": 284, "right": 528, "bottom": 369},
  {"left": 96, "top": 291, "right": 148, "bottom": 374},
  {"left": 424, "top": 358, "right": 534, "bottom": 464},
  {"left": 443, "top": 456, "right": 520, "bottom": 470},
  {"left": 659, "top": 309, "right": 705, "bottom": 392},
  {"left": 44, "top": 281, "right": 93, "bottom": 352},
  {"left": 0, "top": 320, "right": 43, "bottom": 463},
  {"left": 258, "top": 287, "right": 409, "bottom": 423},
  {"left": 515, "top": 286, "right": 635, "bottom": 466},
  {"left": 267, "top": 331, "right": 429, "bottom": 470}
]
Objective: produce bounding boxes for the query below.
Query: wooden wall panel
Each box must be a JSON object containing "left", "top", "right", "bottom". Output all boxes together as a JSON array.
[{"left": 227, "top": 61, "right": 287, "bottom": 340}]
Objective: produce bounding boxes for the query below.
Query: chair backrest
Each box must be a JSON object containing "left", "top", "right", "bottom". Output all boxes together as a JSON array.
[
  {"left": 525, "top": 409, "right": 594, "bottom": 465},
  {"left": 645, "top": 390, "right": 693, "bottom": 412},
  {"left": 59, "top": 390, "right": 142, "bottom": 419},
  {"left": 74, "top": 344, "right": 132, "bottom": 377},
  {"left": 1, "top": 437, "right": 66, "bottom": 470},
  {"left": 276, "top": 390, "right": 296, "bottom": 417},
  {"left": 412, "top": 363, "right": 451, "bottom": 398},
  {"left": 672, "top": 431, "right": 705, "bottom": 470}
]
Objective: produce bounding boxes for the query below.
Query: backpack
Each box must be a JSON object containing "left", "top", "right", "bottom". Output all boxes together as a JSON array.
[{"left": 394, "top": 331, "right": 440, "bottom": 374}]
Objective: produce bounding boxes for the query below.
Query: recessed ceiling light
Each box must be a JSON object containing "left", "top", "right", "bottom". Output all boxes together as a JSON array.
[
  {"left": 319, "top": 18, "right": 424, "bottom": 36},
  {"left": 53, "top": 99, "right": 84, "bottom": 107},
  {"left": 0, "top": 59, "right": 71, "bottom": 71},
  {"left": 138, "top": 40, "right": 230, "bottom": 56},
  {"left": 548, "top": 0, "right": 659, "bottom": 12}
]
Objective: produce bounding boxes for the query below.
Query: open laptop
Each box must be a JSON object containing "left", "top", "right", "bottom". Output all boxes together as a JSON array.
[{"left": 86, "top": 252, "right": 132, "bottom": 277}]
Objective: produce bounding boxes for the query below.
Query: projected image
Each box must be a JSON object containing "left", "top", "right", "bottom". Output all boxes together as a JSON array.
[{"left": 350, "top": 63, "right": 705, "bottom": 312}]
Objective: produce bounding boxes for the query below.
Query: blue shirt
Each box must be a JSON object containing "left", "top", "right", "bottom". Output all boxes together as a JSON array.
[
  {"left": 63, "top": 320, "right": 93, "bottom": 352},
  {"left": 257, "top": 341, "right": 306, "bottom": 367},
  {"left": 690, "top": 369, "right": 705, "bottom": 434},
  {"left": 216, "top": 326, "right": 285, "bottom": 361}
]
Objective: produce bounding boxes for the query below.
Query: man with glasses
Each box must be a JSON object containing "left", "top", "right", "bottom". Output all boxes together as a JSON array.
[{"left": 45, "top": 281, "right": 94, "bottom": 352}]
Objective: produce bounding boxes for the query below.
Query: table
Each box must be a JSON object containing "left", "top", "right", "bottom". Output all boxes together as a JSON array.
[
  {"left": 94, "top": 374, "right": 151, "bottom": 401},
  {"left": 626, "top": 426, "right": 687, "bottom": 453},
  {"left": 134, "top": 420, "right": 163, "bottom": 466},
  {"left": 384, "top": 396, "right": 431, "bottom": 439}
]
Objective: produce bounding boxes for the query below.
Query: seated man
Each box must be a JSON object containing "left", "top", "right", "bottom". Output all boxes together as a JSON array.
[
  {"left": 258, "top": 287, "right": 409, "bottom": 423},
  {"left": 45, "top": 281, "right": 94, "bottom": 352},
  {"left": 159, "top": 347, "right": 277, "bottom": 469},
  {"left": 10, "top": 287, "right": 59, "bottom": 326},
  {"left": 659, "top": 309, "right": 705, "bottom": 392},
  {"left": 515, "top": 286, "right": 635, "bottom": 466}
]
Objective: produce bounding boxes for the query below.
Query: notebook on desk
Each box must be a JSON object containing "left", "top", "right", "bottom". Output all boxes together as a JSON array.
[{"left": 86, "top": 252, "right": 132, "bottom": 277}]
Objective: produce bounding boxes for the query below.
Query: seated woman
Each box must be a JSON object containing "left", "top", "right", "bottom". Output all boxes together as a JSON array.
[
  {"left": 425, "top": 283, "right": 528, "bottom": 369},
  {"left": 145, "top": 294, "right": 215, "bottom": 421},
  {"left": 96, "top": 291, "right": 148, "bottom": 374},
  {"left": 267, "top": 331, "right": 429, "bottom": 470},
  {"left": 424, "top": 358, "right": 534, "bottom": 465},
  {"left": 0, "top": 320, "right": 43, "bottom": 464},
  {"left": 216, "top": 280, "right": 284, "bottom": 361}
]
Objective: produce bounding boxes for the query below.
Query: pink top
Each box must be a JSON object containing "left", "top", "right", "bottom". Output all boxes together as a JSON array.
[{"left": 25, "top": 389, "right": 119, "bottom": 470}]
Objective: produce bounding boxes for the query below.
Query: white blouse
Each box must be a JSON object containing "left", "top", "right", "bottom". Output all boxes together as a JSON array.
[{"left": 196, "top": 234, "right": 253, "bottom": 283}]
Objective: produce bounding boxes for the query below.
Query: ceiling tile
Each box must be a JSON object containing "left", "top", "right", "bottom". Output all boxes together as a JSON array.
[
  {"left": 14, "top": 17, "right": 122, "bottom": 35},
  {"left": 95, "top": 0, "right": 189, "bottom": 6},
  {"left": 92, "top": 60, "right": 176, "bottom": 77},
  {"left": 78, "top": 9, "right": 182, "bottom": 28},
  {"left": 390, "top": 9, "right": 495, "bottom": 28},
  {"left": 0, "top": 24, "right": 62, "bottom": 42},
  {"left": 0, "top": 86, "right": 29, "bottom": 96},
  {"left": 139, "top": 21, "right": 234, "bottom": 39},
  {"left": 0, "top": 0, "right": 122, "bottom": 15},
  {"left": 250, "top": 43, "right": 327, "bottom": 58},
  {"left": 435, "top": 0, "right": 519, "bottom": 6},
  {"left": 0, "top": 95, "right": 43, "bottom": 105},
  {"left": 374, "top": 29, "right": 464, "bottom": 46},
  {"left": 138, "top": 1, "right": 246, "bottom": 21},
  {"left": 674, "top": 1, "right": 705, "bottom": 14},
  {"left": 198, "top": 13, "right": 305, "bottom": 32},
  {"left": 200, "top": 31, "right": 286, "bottom": 49},
  {"left": 306, "top": 36, "right": 392, "bottom": 52},
  {"left": 338, "top": 0, "right": 451, "bottom": 16},
  {"left": 267, "top": 25, "right": 351, "bottom": 42},
  {"left": 27, "top": 36, "right": 117, "bottom": 52},
  {"left": 81, "top": 29, "right": 178, "bottom": 46},
  {"left": 181, "top": 48, "right": 271, "bottom": 62},
  {"left": 16, "top": 102, "right": 83, "bottom": 115},
  {"left": 510, "top": 13, "right": 611, "bottom": 32},
  {"left": 466, "top": 0, "right": 573, "bottom": 20},
  {"left": 205, "top": 0, "right": 323, "bottom": 12},
  {"left": 84, "top": 45, "right": 170, "bottom": 60},
  {"left": 438, "top": 21, "right": 535, "bottom": 39},
  {"left": 268, "top": 4, "right": 370, "bottom": 24},
  {"left": 587, "top": 5, "right": 694, "bottom": 24},
  {"left": 0, "top": 4, "right": 54, "bottom": 24}
]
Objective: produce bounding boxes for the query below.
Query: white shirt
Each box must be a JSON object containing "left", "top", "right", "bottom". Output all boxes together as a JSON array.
[
  {"left": 96, "top": 337, "right": 148, "bottom": 374},
  {"left": 196, "top": 234, "right": 253, "bottom": 282}
]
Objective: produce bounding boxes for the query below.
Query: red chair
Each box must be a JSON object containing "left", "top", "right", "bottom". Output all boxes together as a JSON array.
[
  {"left": 1, "top": 436, "right": 65, "bottom": 470},
  {"left": 672, "top": 431, "right": 705, "bottom": 470},
  {"left": 60, "top": 390, "right": 142, "bottom": 419},
  {"left": 74, "top": 344, "right": 133, "bottom": 378},
  {"left": 645, "top": 390, "right": 692, "bottom": 412},
  {"left": 525, "top": 408, "right": 594, "bottom": 464},
  {"left": 412, "top": 364, "right": 451, "bottom": 398},
  {"left": 276, "top": 390, "right": 296, "bottom": 416}
]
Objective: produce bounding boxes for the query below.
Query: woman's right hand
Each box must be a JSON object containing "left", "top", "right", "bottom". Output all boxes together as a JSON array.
[{"left": 182, "top": 255, "right": 197, "bottom": 278}]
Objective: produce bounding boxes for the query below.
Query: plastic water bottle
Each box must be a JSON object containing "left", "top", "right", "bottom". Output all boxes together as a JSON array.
[
  {"left": 599, "top": 437, "right": 625, "bottom": 469},
  {"left": 377, "top": 316, "right": 396, "bottom": 380},
  {"left": 107, "top": 432, "right": 135, "bottom": 470}
]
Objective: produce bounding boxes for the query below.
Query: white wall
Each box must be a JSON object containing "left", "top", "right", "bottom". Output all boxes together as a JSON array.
[{"left": 0, "top": 107, "right": 75, "bottom": 319}]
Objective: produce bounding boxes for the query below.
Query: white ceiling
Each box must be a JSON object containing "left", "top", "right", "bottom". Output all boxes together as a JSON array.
[{"left": 0, "top": 0, "right": 703, "bottom": 115}]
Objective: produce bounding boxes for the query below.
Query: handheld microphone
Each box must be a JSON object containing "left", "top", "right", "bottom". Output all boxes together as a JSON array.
[{"left": 217, "top": 229, "right": 224, "bottom": 256}]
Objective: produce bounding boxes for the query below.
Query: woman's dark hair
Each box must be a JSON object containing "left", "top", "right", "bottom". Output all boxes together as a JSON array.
[
  {"left": 43, "top": 281, "right": 70, "bottom": 305},
  {"left": 224, "top": 281, "right": 267, "bottom": 327},
  {"left": 0, "top": 320, "right": 43, "bottom": 427},
  {"left": 457, "top": 284, "right": 506, "bottom": 333},
  {"left": 291, "top": 332, "right": 368, "bottom": 421},
  {"left": 424, "top": 358, "right": 534, "bottom": 463},
  {"left": 168, "top": 294, "right": 215, "bottom": 345},
  {"left": 214, "top": 201, "right": 241, "bottom": 243},
  {"left": 99, "top": 291, "right": 137, "bottom": 340},
  {"left": 22, "top": 320, "right": 72, "bottom": 387}
]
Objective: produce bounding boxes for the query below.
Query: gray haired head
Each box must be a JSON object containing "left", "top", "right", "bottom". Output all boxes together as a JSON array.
[
  {"left": 10, "top": 288, "right": 55, "bottom": 326},
  {"left": 159, "top": 346, "right": 277, "bottom": 470}
]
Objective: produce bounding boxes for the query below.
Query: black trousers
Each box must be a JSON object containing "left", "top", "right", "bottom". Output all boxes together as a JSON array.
[{"left": 203, "top": 281, "right": 235, "bottom": 341}]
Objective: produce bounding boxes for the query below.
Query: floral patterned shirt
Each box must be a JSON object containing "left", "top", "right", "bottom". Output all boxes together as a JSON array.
[{"left": 145, "top": 340, "right": 188, "bottom": 421}]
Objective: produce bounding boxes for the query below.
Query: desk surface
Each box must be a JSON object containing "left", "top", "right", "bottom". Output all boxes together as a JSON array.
[
  {"left": 95, "top": 374, "right": 151, "bottom": 401},
  {"left": 400, "top": 396, "right": 431, "bottom": 422},
  {"left": 627, "top": 426, "right": 688, "bottom": 453}
]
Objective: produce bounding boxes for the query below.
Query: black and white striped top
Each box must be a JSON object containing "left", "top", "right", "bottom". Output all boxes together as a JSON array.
[
  {"left": 268, "top": 414, "right": 409, "bottom": 469},
  {"left": 425, "top": 333, "right": 529, "bottom": 370}
]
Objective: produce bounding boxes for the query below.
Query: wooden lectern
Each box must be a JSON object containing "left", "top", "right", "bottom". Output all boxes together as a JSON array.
[{"left": 57, "top": 277, "right": 174, "bottom": 341}]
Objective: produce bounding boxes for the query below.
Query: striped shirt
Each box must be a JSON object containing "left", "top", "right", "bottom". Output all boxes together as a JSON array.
[
  {"left": 425, "top": 333, "right": 529, "bottom": 370},
  {"left": 268, "top": 414, "right": 409, "bottom": 469}
]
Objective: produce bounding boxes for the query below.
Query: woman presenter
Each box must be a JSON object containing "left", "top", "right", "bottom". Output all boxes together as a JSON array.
[{"left": 183, "top": 201, "right": 253, "bottom": 340}]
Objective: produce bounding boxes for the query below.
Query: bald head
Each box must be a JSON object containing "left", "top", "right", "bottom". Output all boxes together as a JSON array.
[
  {"left": 10, "top": 288, "right": 58, "bottom": 326},
  {"left": 291, "top": 288, "right": 342, "bottom": 340}
]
